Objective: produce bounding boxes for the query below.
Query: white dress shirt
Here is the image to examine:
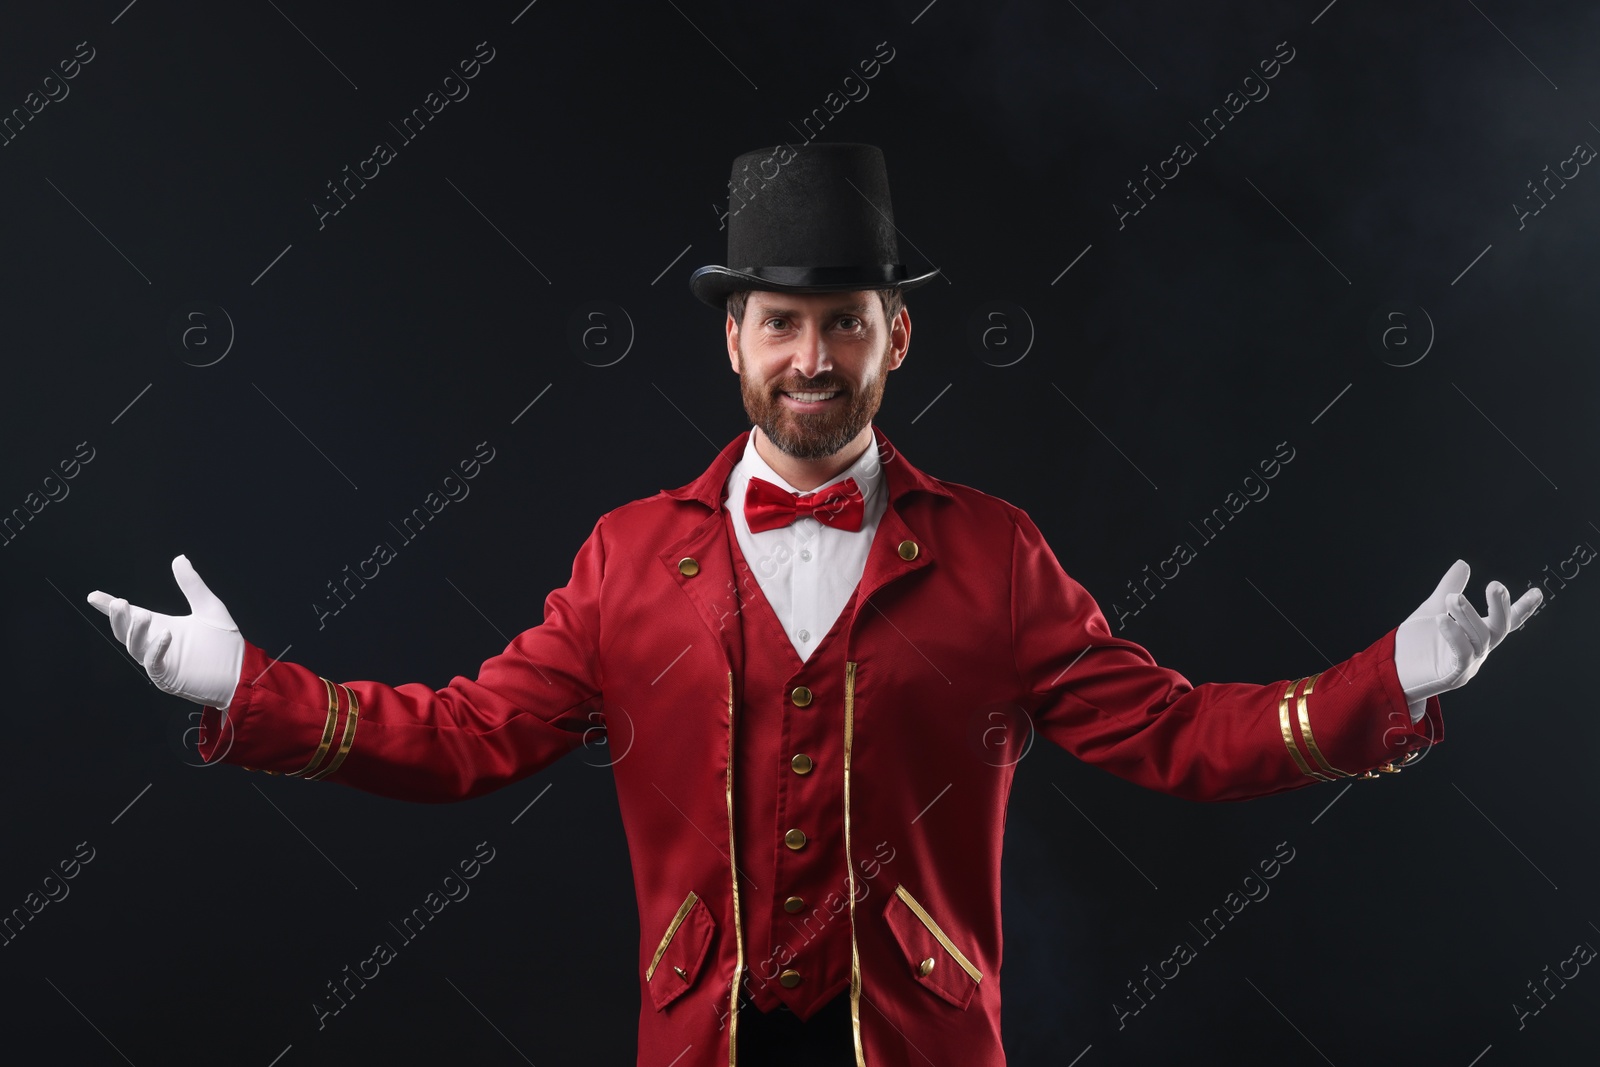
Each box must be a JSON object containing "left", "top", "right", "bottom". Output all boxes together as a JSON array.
[{"left": 722, "top": 427, "right": 888, "bottom": 662}]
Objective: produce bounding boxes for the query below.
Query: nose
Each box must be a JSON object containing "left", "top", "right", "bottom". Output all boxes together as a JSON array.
[{"left": 791, "top": 322, "right": 831, "bottom": 379}]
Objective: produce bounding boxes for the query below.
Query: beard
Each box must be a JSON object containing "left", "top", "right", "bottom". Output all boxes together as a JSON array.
[{"left": 737, "top": 337, "right": 889, "bottom": 460}]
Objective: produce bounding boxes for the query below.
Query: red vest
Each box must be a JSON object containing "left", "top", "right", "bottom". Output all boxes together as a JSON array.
[{"left": 724, "top": 504, "right": 860, "bottom": 1018}]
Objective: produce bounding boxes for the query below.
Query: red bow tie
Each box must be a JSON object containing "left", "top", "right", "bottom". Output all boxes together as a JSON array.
[{"left": 744, "top": 475, "right": 865, "bottom": 533}]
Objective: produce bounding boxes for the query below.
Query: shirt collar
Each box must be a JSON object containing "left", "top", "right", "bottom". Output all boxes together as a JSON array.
[
  {"left": 732, "top": 425, "right": 883, "bottom": 508},
  {"left": 660, "top": 423, "right": 954, "bottom": 510}
]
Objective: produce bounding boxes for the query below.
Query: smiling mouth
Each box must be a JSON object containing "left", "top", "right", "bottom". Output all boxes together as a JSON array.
[{"left": 781, "top": 390, "right": 843, "bottom": 403}]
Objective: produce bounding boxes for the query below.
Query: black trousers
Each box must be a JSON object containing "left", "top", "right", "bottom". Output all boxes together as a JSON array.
[{"left": 735, "top": 990, "right": 855, "bottom": 1066}]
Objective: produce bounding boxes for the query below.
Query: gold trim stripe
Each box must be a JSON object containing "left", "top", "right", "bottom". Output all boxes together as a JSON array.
[
  {"left": 844, "top": 661, "right": 866, "bottom": 1067},
  {"left": 893, "top": 883, "right": 983, "bottom": 984},
  {"left": 307, "top": 685, "right": 360, "bottom": 781},
  {"left": 1296, "top": 673, "right": 1353, "bottom": 779},
  {"left": 646, "top": 890, "right": 699, "bottom": 981},
  {"left": 724, "top": 670, "right": 743, "bottom": 1067},
  {"left": 285, "top": 678, "right": 342, "bottom": 778},
  {"left": 1277, "top": 678, "right": 1332, "bottom": 782}
]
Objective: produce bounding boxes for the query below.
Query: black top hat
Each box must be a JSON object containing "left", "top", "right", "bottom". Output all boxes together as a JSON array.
[{"left": 689, "top": 142, "right": 940, "bottom": 310}]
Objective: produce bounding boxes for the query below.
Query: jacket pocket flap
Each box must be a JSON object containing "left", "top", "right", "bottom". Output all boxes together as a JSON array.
[
  {"left": 645, "top": 890, "right": 716, "bottom": 1011},
  {"left": 883, "top": 882, "right": 982, "bottom": 1010}
]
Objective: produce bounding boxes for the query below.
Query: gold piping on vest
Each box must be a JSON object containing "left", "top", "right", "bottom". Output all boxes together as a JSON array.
[
  {"left": 647, "top": 889, "right": 700, "bottom": 981},
  {"left": 844, "top": 660, "right": 867, "bottom": 1067},
  {"left": 725, "top": 670, "right": 744, "bottom": 1067},
  {"left": 892, "top": 883, "right": 983, "bottom": 984}
]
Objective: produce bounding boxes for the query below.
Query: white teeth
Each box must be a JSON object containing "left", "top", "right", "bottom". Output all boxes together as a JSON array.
[{"left": 785, "top": 391, "right": 840, "bottom": 402}]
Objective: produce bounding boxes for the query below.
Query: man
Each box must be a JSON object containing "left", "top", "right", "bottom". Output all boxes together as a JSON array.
[{"left": 88, "top": 143, "right": 1539, "bottom": 1067}]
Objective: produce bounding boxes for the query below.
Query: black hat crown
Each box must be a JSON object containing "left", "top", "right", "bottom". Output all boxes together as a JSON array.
[{"left": 689, "top": 142, "right": 939, "bottom": 310}]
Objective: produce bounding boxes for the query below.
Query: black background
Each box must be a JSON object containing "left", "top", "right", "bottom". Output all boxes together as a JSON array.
[{"left": 0, "top": 1, "right": 1593, "bottom": 1064}]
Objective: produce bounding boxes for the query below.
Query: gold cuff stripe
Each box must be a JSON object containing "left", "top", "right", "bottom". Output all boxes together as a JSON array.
[
  {"left": 893, "top": 883, "right": 983, "bottom": 984},
  {"left": 307, "top": 685, "right": 359, "bottom": 781},
  {"left": 646, "top": 890, "right": 699, "bottom": 981},
  {"left": 285, "top": 678, "right": 342, "bottom": 778},
  {"left": 1277, "top": 678, "right": 1332, "bottom": 782},
  {"left": 1296, "top": 672, "right": 1354, "bottom": 778}
]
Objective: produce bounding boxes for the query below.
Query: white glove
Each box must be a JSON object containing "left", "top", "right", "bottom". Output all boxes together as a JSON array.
[
  {"left": 87, "top": 554, "right": 246, "bottom": 711},
  {"left": 1393, "top": 559, "right": 1541, "bottom": 722}
]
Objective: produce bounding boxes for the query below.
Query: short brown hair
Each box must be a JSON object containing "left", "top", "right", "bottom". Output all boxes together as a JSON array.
[{"left": 726, "top": 287, "right": 905, "bottom": 327}]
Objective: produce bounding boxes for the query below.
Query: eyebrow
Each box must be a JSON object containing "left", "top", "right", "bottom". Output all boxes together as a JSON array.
[{"left": 752, "top": 301, "right": 871, "bottom": 317}]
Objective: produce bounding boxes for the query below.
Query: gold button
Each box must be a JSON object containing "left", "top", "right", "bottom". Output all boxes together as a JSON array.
[
  {"left": 790, "top": 685, "right": 812, "bottom": 707},
  {"left": 784, "top": 828, "right": 807, "bottom": 850},
  {"left": 897, "top": 540, "right": 919, "bottom": 560},
  {"left": 790, "top": 754, "right": 814, "bottom": 775},
  {"left": 784, "top": 895, "right": 805, "bottom": 913},
  {"left": 779, "top": 968, "right": 802, "bottom": 988},
  {"left": 917, "top": 957, "right": 936, "bottom": 977},
  {"left": 677, "top": 557, "right": 699, "bottom": 576}
]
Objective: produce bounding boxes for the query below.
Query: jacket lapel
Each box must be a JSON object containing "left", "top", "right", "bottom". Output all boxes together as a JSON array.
[
  {"left": 655, "top": 425, "right": 954, "bottom": 661},
  {"left": 656, "top": 506, "right": 743, "bottom": 675},
  {"left": 851, "top": 502, "right": 935, "bottom": 616}
]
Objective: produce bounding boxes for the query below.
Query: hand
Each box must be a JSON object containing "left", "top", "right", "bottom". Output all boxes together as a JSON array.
[
  {"left": 1394, "top": 559, "right": 1541, "bottom": 714},
  {"left": 87, "top": 555, "right": 246, "bottom": 711}
]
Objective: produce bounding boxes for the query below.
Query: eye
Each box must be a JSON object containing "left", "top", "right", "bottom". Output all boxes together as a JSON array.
[
  {"left": 763, "top": 316, "right": 789, "bottom": 330},
  {"left": 836, "top": 316, "right": 862, "bottom": 330}
]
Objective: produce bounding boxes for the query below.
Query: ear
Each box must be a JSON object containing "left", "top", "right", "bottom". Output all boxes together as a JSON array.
[
  {"left": 886, "top": 306, "right": 911, "bottom": 371},
  {"left": 725, "top": 310, "right": 741, "bottom": 374}
]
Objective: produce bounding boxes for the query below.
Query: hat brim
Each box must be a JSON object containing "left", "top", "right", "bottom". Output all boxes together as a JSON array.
[{"left": 689, "top": 265, "right": 941, "bottom": 311}]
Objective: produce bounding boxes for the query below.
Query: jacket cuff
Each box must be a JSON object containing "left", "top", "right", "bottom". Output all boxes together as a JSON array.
[
  {"left": 1278, "top": 627, "right": 1443, "bottom": 782},
  {"left": 195, "top": 639, "right": 359, "bottom": 780}
]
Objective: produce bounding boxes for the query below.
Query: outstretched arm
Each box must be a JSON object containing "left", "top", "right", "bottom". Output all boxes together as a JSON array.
[
  {"left": 88, "top": 519, "right": 609, "bottom": 802},
  {"left": 1007, "top": 510, "right": 1535, "bottom": 802}
]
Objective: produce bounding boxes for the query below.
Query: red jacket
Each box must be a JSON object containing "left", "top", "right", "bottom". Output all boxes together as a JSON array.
[{"left": 197, "top": 425, "right": 1442, "bottom": 1066}]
